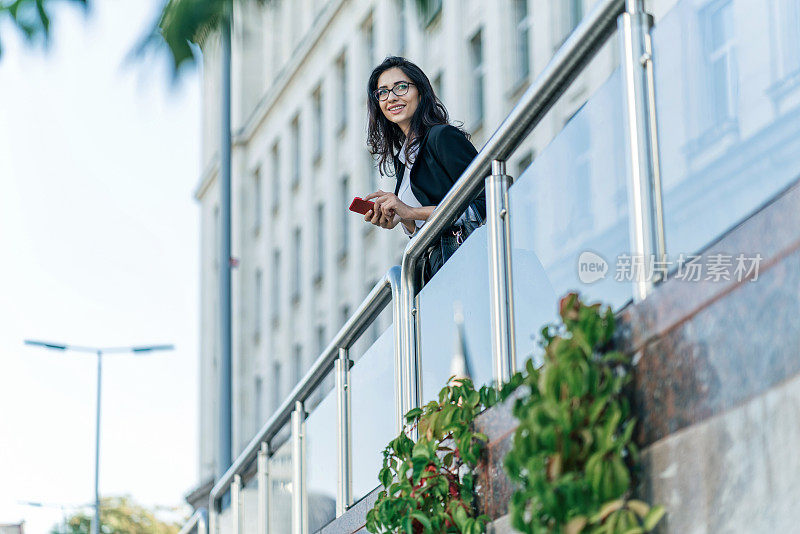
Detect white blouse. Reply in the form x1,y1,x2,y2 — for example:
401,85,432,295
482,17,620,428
396,141,425,236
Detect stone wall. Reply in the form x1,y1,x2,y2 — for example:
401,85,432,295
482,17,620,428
320,179,800,533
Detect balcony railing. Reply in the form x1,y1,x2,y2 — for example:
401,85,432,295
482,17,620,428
178,508,207,534
185,0,800,531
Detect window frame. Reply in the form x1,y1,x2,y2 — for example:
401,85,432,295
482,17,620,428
469,29,486,127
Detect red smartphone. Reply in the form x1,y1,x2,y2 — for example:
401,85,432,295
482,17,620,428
349,197,374,215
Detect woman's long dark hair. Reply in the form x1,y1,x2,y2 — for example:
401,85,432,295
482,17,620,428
366,56,468,178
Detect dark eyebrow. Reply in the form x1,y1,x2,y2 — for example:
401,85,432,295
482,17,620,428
377,80,409,90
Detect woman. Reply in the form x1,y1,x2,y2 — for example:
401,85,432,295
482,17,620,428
363,56,486,281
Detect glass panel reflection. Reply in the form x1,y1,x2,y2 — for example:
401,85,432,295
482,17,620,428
416,69,628,397
268,435,292,534
653,0,800,257
241,480,259,534
416,226,494,401
351,325,397,501
305,387,338,532
509,68,629,364
217,503,233,534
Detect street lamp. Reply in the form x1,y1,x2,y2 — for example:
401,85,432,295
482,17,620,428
24,340,174,534
18,500,93,534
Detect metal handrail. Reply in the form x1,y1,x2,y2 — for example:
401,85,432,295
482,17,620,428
178,508,207,534
208,266,402,511
195,0,666,530
398,0,627,416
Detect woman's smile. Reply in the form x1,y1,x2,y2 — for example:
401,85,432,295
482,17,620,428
376,67,420,134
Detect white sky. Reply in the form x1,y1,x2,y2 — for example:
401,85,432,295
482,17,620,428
0,1,201,532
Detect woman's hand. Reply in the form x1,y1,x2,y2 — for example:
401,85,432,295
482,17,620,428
363,197,400,229
365,191,415,220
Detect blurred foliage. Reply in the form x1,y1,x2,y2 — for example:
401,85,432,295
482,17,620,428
143,0,436,76
0,0,87,58
504,293,665,533
366,377,511,534
366,292,665,533
50,495,182,534
1,0,439,74
135,0,268,76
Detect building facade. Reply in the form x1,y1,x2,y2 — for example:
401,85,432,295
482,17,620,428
193,0,650,493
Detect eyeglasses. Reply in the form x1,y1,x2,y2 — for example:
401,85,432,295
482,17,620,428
373,82,415,102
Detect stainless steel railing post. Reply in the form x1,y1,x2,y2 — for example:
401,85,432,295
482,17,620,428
619,4,666,301
198,509,208,534
257,442,269,534
486,160,517,385
291,401,306,534
205,0,630,521
209,504,217,534
231,475,242,534
386,266,405,434
335,348,353,515
399,254,421,440
178,508,209,534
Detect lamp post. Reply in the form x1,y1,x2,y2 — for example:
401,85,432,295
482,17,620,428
18,500,93,534
24,340,174,534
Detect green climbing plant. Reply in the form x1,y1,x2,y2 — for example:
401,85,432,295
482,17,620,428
503,293,664,533
366,292,664,534
365,378,505,534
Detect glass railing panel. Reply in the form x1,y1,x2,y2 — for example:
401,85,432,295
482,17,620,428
417,62,627,396
509,67,630,362
241,478,259,534
268,432,293,534
653,0,800,257
305,386,338,532
350,325,397,501
217,503,233,534
416,226,494,401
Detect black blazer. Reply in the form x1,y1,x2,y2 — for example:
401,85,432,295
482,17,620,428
392,124,486,220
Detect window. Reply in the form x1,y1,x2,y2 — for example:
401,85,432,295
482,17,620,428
514,0,531,81
396,0,407,54
270,1,282,74
314,203,325,282
555,127,592,243
340,304,351,328
253,167,262,231
469,30,485,125
271,250,281,326
366,151,379,195
432,71,443,99
336,53,348,132
312,85,323,163
339,176,350,258
271,142,280,214
419,0,442,27
272,361,282,412
517,150,534,178
255,269,263,340
289,0,300,48
255,376,264,427
362,14,375,71
292,228,302,301
292,345,303,385
776,0,800,78
316,325,326,356
703,0,738,128
291,114,301,187
564,0,583,40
